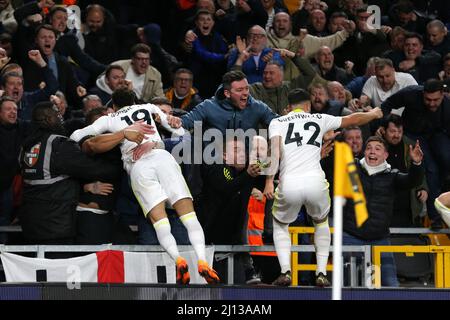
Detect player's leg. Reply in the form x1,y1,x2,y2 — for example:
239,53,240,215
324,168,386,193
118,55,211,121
156,151,219,284
147,202,190,285
271,183,302,286
173,198,220,284
272,216,292,286
435,192,450,227
304,178,332,287
130,157,189,284
311,216,331,287
173,198,205,260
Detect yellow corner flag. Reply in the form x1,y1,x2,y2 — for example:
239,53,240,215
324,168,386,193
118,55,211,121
333,142,368,227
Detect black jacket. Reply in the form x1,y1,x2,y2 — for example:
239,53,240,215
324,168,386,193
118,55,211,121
23,52,81,109
0,120,31,191
55,31,105,77
381,85,450,137
343,161,424,240
198,163,258,245
19,129,120,241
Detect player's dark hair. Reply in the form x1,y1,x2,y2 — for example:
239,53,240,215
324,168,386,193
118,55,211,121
288,88,310,105
112,88,136,109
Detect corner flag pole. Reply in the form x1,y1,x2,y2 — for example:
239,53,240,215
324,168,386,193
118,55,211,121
332,195,345,300
332,142,368,301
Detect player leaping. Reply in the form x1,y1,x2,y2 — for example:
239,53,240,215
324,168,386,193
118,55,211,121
264,89,383,287
70,88,219,285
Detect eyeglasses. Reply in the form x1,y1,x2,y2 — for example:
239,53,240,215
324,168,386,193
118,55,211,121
248,33,266,39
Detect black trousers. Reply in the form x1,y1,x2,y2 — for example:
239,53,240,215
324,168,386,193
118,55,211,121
75,210,114,245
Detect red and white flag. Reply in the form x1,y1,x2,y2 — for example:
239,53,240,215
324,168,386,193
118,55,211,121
0,248,214,284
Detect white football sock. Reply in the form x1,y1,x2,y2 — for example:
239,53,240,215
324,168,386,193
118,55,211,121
314,218,331,276
153,218,180,261
273,218,291,274
180,212,206,261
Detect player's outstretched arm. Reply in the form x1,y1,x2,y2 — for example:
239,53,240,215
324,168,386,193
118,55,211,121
340,107,383,128
82,121,155,154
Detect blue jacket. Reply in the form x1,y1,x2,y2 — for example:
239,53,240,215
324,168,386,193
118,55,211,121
227,47,284,84
181,85,278,134
192,31,228,63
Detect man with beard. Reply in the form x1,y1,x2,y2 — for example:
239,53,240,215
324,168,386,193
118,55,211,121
18,101,143,245
381,79,450,228
381,114,428,227
309,83,351,116
350,58,417,110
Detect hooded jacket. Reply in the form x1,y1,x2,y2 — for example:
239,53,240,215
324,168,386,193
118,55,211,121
180,85,278,133
91,75,113,105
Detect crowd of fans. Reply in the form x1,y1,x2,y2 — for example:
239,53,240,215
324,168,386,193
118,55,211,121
0,0,449,286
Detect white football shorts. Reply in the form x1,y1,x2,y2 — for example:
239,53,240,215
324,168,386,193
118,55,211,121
272,176,330,224
129,149,192,216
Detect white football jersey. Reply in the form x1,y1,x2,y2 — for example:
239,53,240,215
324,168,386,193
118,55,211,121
269,111,341,178
70,103,185,171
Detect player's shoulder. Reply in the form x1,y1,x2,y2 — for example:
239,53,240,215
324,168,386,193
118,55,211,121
110,103,153,116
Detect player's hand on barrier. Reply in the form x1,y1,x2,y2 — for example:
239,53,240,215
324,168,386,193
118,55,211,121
263,180,275,200
247,163,261,177
132,141,157,161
